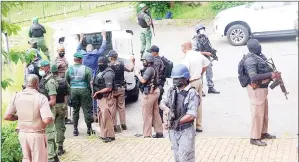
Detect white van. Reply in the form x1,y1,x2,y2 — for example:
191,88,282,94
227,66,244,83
54,19,139,102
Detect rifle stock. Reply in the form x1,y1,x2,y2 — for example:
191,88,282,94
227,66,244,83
167,87,177,129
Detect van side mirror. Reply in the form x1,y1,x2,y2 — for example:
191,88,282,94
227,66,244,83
125,30,134,35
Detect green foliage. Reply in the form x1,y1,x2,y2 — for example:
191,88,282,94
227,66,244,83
169,3,216,20
210,2,248,12
1,78,14,90
135,1,170,19
1,2,23,36
1,122,23,162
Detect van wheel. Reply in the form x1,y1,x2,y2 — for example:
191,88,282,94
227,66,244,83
227,24,250,46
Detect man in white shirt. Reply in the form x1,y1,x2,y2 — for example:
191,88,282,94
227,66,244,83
181,41,210,132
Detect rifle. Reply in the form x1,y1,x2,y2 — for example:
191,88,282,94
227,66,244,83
147,11,155,36
166,86,177,130
267,58,289,100
198,34,218,62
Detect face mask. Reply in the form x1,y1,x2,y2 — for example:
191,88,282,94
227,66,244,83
59,52,65,58
98,64,107,71
39,70,46,77
142,60,148,67
32,43,38,49
256,45,262,54
173,78,185,88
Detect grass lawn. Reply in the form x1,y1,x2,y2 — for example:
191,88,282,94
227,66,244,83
170,3,217,20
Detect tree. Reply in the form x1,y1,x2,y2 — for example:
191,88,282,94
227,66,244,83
1,2,31,90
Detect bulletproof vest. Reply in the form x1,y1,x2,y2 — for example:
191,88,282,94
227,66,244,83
69,65,88,88
55,57,68,78
250,53,273,74
93,67,115,98
153,56,165,85
39,76,51,100
172,88,193,121
144,66,157,87
55,77,67,104
109,60,125,86
137,12,150,28
30,24,44,37
15,91,45,131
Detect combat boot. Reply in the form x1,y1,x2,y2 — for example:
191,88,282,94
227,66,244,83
87,128,95,136
54,155,60,162
261,133,276,139
57,145,65,156
208,87,220,94
73,127,79,136
121,124,127,130
65,117,73,125
152,132,164,138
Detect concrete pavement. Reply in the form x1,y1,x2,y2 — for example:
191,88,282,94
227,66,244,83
60,136,298,162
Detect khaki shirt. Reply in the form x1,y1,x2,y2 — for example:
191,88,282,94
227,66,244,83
4,89,53,121
181,50,210,81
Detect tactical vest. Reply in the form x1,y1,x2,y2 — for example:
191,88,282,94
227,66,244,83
153,56,165,85
109,60,125,87
69,65,88,88
55,57,68,78
93,67,115,99
137,13,150,28
55,77,67,104
170,87,195,128
30,24,44,37
39,76,51,100
15,91,45,132
196,35,212,58
141,66,157,94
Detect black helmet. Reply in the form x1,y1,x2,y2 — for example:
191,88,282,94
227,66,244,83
107,50,118,58
141,52,154,63
98,56,109,65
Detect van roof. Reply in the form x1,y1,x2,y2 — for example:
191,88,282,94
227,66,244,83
69,19,121,35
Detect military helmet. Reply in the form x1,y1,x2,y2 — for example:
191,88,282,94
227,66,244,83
32,17,38,23
171,64,190,79
98,56,109,64
50,64,58,73
141,52,154,63
107,50,118,58
139,3,147,9
195,24,205,33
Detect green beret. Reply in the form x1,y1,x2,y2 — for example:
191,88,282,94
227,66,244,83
50,64,58,72
39,60,50,67
74,52,83,59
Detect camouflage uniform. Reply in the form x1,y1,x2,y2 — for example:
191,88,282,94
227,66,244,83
161,84,200,162
139,11,152,57
29,17,50,60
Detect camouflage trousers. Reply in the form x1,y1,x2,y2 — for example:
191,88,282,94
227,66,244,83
46,106,58,161
33,37,50,60
206,62,214,88
54,103,67,146
169,126,196,162
140,28,152,57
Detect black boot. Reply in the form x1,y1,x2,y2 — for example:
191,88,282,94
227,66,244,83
65,117,73,125
261,133,276,139
57,145,65,156
54,155,60,162
121,124,127,130
87,128,95,136
73,127,79,136
208,87,220,94
102,137,112,143
202,91,206,97
152,132,164,138
250,139,267,146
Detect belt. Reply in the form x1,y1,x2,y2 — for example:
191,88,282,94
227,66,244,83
174,122,193,131
18,129,45,134
189,77,201,83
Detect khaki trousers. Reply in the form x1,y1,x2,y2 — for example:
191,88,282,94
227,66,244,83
97,93,116,138
142,88,163,136
190,78,203,130
18,132,48,162
113,87,126,125
247,86,269,139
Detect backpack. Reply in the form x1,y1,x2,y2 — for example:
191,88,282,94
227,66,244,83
238,54,251,87
161,56,173,78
